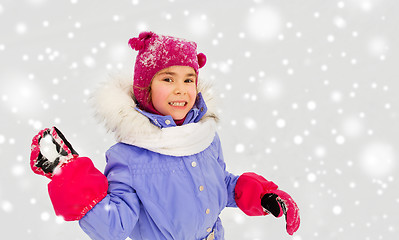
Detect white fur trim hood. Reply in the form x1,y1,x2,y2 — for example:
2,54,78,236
91,75,219,156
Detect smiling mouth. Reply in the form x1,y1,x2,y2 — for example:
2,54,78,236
169,101,187,107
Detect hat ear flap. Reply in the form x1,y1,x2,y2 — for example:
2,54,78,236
128,31,154,51
197,53,207,68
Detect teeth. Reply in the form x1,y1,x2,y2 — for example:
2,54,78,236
169,102,186,107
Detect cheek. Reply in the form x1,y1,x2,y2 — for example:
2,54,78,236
187,87,198,106
189,87,198,99
150,87,168,107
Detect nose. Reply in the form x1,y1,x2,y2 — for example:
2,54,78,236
174,82,186,95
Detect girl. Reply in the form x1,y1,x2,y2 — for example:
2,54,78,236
30,31,300,240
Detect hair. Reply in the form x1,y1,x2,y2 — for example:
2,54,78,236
132,85,151,105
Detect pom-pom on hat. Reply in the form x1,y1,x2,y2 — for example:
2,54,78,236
128,31,207,114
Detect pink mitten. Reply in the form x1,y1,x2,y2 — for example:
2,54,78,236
30,127,108,221
235,172,300,235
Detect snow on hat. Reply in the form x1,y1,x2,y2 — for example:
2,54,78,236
128,31,207,114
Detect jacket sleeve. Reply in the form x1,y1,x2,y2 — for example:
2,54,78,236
215,133,239,207
79,146,141,240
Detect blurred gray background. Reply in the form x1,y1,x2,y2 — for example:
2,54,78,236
1,0,398,239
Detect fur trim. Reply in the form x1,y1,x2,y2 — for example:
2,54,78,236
90,74,219,156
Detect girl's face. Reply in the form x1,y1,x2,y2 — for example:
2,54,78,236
150,65,197,120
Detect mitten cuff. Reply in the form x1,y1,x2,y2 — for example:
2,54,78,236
48,157,108,221
234,172,278,216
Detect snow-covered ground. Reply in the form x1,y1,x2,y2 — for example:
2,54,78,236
0,0,398,239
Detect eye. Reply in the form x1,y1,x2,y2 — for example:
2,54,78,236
185,79,195,83
163,78,172,83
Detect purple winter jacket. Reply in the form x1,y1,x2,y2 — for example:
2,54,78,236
80,78,239,240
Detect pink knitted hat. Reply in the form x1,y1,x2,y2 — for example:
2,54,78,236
128,31,207,114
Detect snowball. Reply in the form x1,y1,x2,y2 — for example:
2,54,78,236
39,135,59,162
359,142,396,178
0,135,5,144
247,6,282,41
